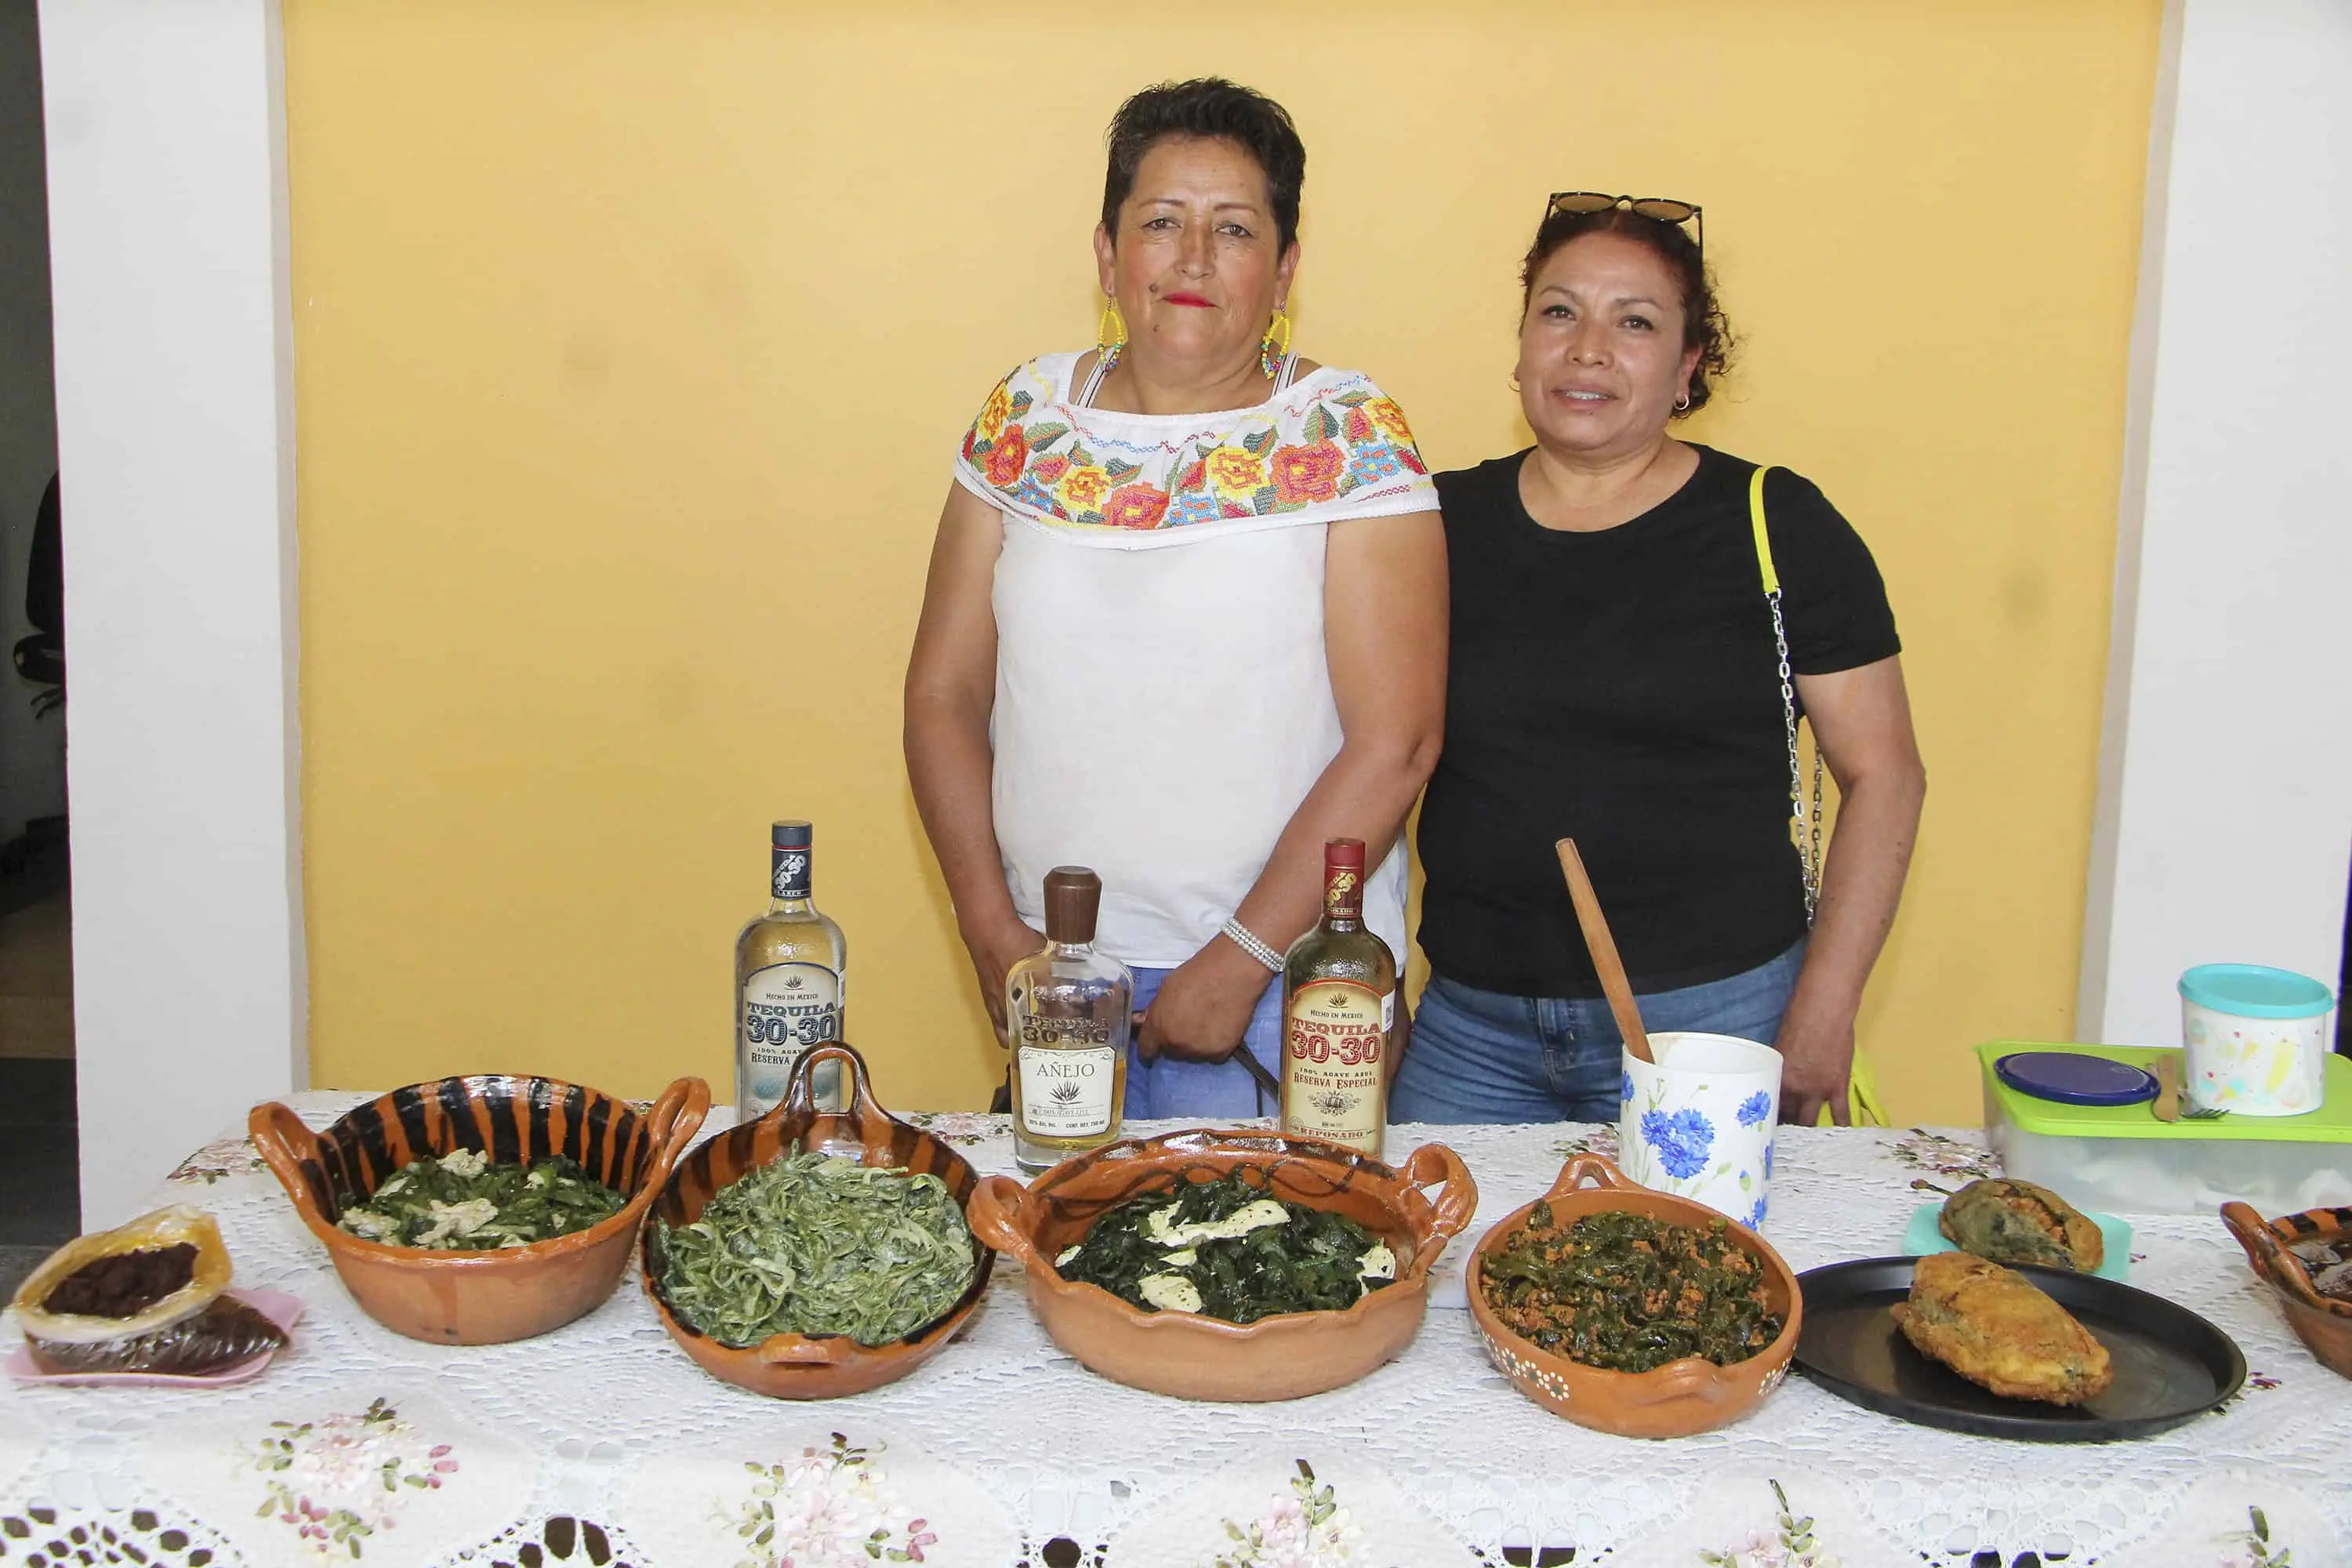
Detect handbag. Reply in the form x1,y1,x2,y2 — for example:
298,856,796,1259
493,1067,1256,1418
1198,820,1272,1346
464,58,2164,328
1748,466,1886,1127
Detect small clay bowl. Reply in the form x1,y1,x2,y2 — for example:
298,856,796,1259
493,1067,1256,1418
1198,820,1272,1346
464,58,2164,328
641,1044,994,1400
2221,1201,2352,1381
252,1073,709,1345
967,1128,1476,1403
1468,1152,1802,1439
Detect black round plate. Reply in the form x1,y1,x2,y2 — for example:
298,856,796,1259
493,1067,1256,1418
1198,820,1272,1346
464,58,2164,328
1794,1257,2245,1442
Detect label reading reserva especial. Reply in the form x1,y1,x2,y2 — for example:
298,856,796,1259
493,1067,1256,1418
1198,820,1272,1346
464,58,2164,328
1283,979,1387,1152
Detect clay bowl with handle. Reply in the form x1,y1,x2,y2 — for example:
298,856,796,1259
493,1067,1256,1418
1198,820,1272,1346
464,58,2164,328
640,1044,995,1399
2221,1201,2352,1381
252,1073,709,1345
1468,1152,1802,1439
967,1127,1476,1403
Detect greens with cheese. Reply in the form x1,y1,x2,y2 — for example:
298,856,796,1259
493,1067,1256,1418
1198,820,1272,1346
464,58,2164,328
1054,1171,1396,1323
335,1147,626,1249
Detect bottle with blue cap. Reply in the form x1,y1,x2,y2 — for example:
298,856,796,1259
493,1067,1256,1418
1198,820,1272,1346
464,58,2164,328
735,820,848,1116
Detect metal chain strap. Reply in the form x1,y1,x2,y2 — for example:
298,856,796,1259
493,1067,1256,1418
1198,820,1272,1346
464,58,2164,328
1767,586,1824,923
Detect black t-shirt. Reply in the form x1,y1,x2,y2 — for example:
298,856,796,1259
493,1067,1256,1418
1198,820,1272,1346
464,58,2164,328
1417,445,1900,998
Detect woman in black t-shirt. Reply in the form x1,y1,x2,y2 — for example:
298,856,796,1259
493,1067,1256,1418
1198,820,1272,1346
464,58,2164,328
1395,197,1926,1126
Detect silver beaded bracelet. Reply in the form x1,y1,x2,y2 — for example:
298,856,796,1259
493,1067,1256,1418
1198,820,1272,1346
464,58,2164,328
1219,917,1285,973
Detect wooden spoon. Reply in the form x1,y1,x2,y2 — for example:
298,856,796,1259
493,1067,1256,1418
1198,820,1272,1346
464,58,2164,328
1555,839,1653,1065
2152,1051,2182,1123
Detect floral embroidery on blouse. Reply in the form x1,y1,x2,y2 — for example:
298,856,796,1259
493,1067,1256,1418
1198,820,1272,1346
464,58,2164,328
955,355,1432,544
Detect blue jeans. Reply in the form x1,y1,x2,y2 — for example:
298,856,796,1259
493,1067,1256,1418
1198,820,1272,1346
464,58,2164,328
1122,965,1284,1120
1389,941,1806,1124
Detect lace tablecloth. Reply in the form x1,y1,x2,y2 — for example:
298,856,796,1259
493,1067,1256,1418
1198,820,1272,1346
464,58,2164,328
2,1100,2344,1568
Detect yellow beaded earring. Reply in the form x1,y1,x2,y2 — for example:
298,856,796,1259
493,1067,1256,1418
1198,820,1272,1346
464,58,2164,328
1096,298,1127,374
1260,307,1293,379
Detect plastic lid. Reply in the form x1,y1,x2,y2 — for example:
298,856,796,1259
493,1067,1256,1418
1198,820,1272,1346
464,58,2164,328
771,820,811,849
2178,964,2335,1019
1994,1051,2159,1106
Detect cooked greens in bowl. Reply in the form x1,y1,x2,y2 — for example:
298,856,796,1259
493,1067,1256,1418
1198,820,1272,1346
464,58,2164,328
656,1150,978,1348
1054,1171,1396,1324
335,1148,627,1250
1479,1204,1782,1372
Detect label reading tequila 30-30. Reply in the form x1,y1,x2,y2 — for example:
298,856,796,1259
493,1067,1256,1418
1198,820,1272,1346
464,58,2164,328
741,960,842,1111
1283,979,1388,1154
1016,1014,1117,1138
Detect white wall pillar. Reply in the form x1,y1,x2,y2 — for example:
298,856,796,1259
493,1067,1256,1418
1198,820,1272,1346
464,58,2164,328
2081,0,2352,1046
39,0,304,1223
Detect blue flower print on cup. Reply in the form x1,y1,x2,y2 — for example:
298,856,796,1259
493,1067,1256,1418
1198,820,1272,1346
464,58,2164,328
1621,1070,1635,1105
1737,1091,1773,1127
1749,1196,1769,1229
1639,1107,1715,1180
1764,1139,1774,1181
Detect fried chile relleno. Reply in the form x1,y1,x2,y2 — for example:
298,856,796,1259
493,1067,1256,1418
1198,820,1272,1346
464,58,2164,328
1891,1251,2114,1406
1479,1205,1782,1373
1939,1178,2103,1273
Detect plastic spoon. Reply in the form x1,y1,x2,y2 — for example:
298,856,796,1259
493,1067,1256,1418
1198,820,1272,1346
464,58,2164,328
1555,839,1653,1065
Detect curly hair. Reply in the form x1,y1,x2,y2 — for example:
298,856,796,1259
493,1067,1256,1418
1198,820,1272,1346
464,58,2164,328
1102,78,1305,253
1519,207,1735,416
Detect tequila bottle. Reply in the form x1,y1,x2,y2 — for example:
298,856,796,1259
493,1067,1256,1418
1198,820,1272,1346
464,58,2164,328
1007,867,1131,1172
1280,838,1396,1160
735,820,848,1117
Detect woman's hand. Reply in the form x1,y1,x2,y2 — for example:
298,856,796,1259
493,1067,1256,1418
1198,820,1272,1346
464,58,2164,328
1775,997,1857,1126
962,913,1045,1041
1137,938,1277,1063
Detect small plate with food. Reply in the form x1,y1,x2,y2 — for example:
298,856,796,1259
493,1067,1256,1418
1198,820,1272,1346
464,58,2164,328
8,1206,303,1387
1901,1177,2132,1281
1794,1253,2243,1441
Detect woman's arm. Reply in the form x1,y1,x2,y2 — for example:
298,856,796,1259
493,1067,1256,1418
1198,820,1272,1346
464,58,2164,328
904,481,1041,1037
1138,508,1448,1062
1775,654,1927,1124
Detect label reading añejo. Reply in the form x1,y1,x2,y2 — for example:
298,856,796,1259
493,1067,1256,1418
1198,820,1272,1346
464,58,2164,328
1283,979,1388,1153
1016,1028,1118,1139
741,960,842,1111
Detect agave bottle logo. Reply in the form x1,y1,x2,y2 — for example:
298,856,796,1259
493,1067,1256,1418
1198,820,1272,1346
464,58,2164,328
1049,1080,1083,1105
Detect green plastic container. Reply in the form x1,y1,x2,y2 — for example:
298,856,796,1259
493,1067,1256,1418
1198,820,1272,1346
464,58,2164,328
1976,1040,2352,1215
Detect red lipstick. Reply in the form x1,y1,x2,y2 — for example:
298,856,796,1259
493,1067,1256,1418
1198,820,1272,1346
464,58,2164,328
1163,292,1214,307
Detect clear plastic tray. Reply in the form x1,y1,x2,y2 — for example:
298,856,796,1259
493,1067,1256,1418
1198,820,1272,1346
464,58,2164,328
1976,1040,2352,1215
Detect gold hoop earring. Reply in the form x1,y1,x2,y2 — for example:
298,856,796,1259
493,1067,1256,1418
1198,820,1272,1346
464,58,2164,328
1097,298,1127,374
1509,374,1523,393
1260,307,1293,379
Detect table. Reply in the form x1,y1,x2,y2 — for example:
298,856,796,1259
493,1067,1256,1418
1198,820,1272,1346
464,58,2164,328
2,1101,2344,1567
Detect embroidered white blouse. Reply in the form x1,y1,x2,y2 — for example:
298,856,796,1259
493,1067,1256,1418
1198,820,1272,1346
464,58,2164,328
952,351,1438,967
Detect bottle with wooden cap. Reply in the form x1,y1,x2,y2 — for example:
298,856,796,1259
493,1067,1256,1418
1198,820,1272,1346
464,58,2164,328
1006,866,1134,1172
1280,837,1396,1160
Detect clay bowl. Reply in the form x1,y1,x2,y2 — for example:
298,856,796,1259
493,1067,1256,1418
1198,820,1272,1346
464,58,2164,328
251,1073,709,1345
2221,1201,2352,1381
967,1128,1476,1402
1467,1152,1802,1439
641,1044,995,1399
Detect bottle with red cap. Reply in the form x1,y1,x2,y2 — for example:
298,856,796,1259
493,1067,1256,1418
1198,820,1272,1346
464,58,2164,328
1279,838,1396,1160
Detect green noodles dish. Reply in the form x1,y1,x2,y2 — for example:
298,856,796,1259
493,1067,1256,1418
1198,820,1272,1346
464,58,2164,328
656,1151,978,1348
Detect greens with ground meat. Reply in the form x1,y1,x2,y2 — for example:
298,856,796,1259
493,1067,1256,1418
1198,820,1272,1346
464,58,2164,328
1054,1171,1397,1324
336,1147,626,1249
1479,1204,1781,1372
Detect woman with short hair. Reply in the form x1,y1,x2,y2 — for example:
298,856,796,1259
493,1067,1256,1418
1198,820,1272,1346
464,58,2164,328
906,78,1446,1116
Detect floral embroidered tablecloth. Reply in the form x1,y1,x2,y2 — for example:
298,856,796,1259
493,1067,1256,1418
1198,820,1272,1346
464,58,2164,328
2,1102,2344,1568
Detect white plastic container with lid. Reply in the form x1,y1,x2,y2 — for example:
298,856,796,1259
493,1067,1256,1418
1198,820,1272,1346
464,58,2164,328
2179,963,2336,1116
1977,1041,2352,1215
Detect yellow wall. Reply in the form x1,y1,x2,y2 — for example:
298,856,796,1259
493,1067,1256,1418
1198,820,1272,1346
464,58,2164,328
286,0,2160,1120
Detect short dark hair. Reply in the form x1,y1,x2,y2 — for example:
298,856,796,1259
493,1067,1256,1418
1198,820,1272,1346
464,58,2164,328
1102,78,1305,253
1520,207,1735,416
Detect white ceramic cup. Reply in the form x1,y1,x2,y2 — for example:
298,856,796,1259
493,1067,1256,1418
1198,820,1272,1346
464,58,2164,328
1618,1031,1784,1229
2180,964,2334,1116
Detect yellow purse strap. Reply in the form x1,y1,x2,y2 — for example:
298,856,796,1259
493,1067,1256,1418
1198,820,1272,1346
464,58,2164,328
1748,465,1780,595
1756,463,1886,1127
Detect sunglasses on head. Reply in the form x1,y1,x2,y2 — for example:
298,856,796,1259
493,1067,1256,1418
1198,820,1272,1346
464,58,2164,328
1544,191,1703,259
